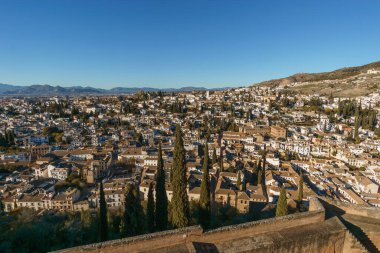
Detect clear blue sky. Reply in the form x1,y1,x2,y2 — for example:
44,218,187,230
0,0,380,89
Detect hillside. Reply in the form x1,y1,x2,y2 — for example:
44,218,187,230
253,61,380,97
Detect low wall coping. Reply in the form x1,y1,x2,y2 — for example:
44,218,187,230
52,197,325,252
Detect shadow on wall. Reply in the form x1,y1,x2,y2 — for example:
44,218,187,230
192,242,219,253
319,197,380,253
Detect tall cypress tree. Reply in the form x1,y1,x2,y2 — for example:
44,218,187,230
256,159,262,185
122,184,144,237
236,171,241,190
147,182,155,232
276,187,288,217
297,170,304,204
212,147,217,165
257,169,262,185
261,150,267,186
242,174,247,192
169,168,173,183
354,117,360,144
250,161,258,186
199,144,211,229
155,143,168,231
0,198,4,215
171,124,190,228
261,149,269,202
99,181,108,242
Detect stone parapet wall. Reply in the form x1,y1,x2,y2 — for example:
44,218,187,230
51,197,335,253
330,199,380,220
54,226,203,253
200,208,324,243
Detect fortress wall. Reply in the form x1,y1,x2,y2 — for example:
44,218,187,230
199,197,325,243
227,218,347,253
53,198,327,253
309,195,324,211
330,200,380,219
54,226,203,253
200,209,324,243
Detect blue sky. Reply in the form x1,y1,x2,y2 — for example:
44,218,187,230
0,0,379,89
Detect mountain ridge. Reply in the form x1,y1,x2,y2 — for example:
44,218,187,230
252,61,380,88
2,60,380,96
0,83,213,96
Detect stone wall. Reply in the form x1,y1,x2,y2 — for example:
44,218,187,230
54,226,203,253
219,217,346,253
52,197,350,253
199,209,324,243
320,196,380,252
329,199,380,219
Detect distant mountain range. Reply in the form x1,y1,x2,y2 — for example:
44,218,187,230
0,84,213,96
3,61,379,97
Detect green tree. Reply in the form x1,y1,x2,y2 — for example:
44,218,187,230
297,171,304,204
250,162,258,185
220,157,224,172
212,147,217,165
236,171,241,190
260,149,269,202
0,198,4,215
147,182,155,233
199,144,211,229
98,181,108,242
122,184,144,237
171,124,190,228
276,187,288,217
81,209,98,243
260,151,267,186
155,144,168,231
354,117,360,144
256,159,262,185
257,169,262,185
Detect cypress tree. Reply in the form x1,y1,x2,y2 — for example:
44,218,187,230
297,171,304,204
147,182,155,232
257,159,262,172
155,143,168,231
257,169,262,185
0,198,4,215
276,187,288,217
242,175,247,192
261,151,267,186
256,159,262,185
199,144,211,229
226,193,231,207
212,147,217,165
171,124,190,228
250,162,257,185
354,118,360,144
122,184,144,237
236,171,241,190
98,181,108,242
169,168,173,183
261,149,269,202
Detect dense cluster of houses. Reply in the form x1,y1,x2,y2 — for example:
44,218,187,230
1,86,380,215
